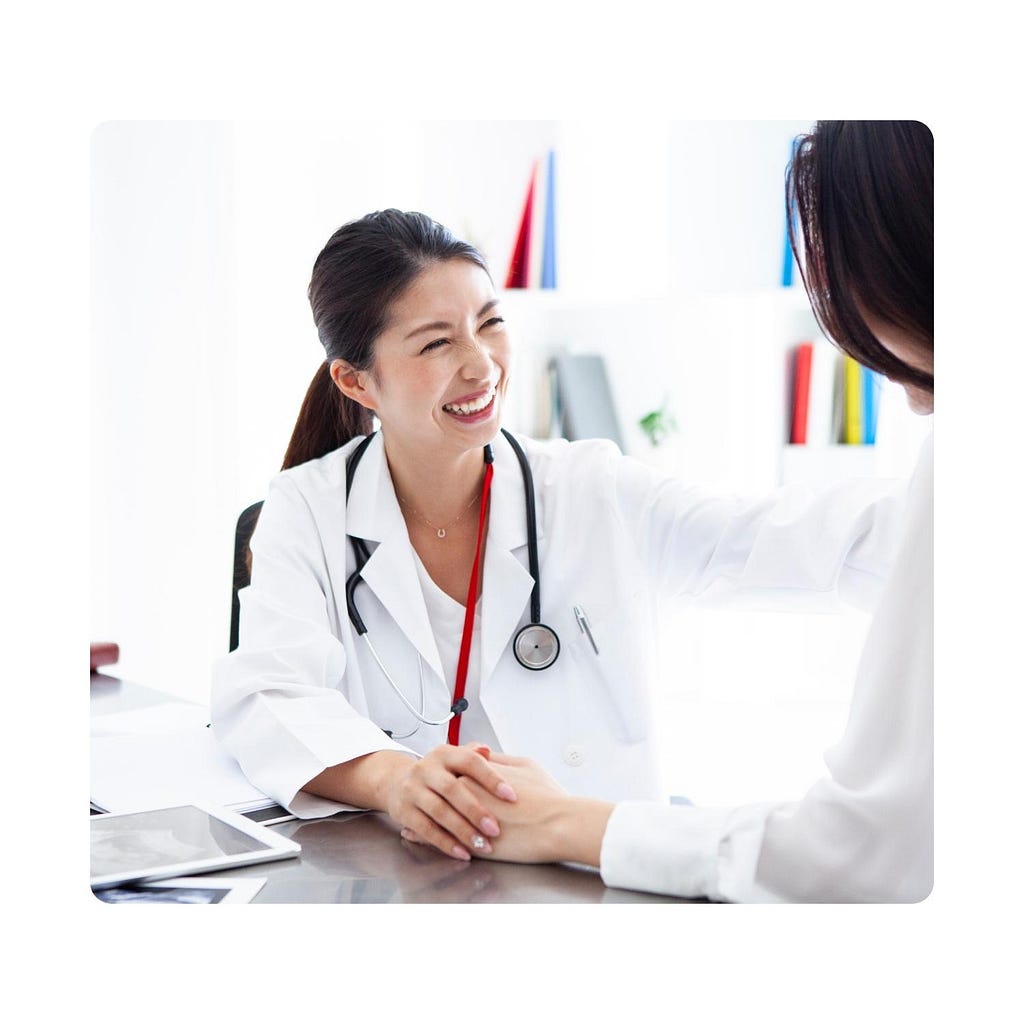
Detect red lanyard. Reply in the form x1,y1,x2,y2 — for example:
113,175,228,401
447,462,494,745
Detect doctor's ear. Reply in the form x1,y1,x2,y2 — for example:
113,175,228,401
330,359,377,411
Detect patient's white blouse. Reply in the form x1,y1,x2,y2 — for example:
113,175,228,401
600,431,934,903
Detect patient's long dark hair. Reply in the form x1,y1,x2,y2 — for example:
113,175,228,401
282,210,490,470
787,121,933,394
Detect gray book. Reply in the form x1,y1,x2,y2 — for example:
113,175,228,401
550,354,625,451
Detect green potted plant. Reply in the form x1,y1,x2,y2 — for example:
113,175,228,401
637,397,678,449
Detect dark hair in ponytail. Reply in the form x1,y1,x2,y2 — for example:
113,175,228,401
282,209,491,469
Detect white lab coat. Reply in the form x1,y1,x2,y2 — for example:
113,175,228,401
600,432,933,902
211,431,906,819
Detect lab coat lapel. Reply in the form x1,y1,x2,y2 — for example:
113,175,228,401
345,435,446,684
480,434,540,687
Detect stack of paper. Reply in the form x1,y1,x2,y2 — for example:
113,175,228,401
91,702,274,815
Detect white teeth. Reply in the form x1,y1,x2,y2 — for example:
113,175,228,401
444,386,496,416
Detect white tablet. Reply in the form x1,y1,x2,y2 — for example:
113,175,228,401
90,803,300,890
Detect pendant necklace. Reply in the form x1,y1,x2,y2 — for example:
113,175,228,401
397,489,480,539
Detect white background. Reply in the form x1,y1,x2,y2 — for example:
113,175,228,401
5,1,1020,1018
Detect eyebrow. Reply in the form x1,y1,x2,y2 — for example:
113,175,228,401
403,299,500,341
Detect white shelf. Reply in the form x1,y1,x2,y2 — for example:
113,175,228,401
779,443,880,488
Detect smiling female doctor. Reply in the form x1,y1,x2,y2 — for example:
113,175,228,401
211,208,906,864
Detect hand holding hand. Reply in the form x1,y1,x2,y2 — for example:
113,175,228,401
453,753,613,867
385,742,517,861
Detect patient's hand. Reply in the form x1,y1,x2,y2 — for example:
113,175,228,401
401,753,613,867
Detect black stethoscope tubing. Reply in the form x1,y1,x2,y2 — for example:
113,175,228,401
343,430,376,638
501,427,542,626
344,428,560,694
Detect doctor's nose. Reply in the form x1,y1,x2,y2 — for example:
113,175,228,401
459,337,497,381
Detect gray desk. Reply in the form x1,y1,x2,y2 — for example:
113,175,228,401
90,673,693,904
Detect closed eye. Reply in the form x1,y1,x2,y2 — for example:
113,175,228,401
420,338,449,354
481,316,505,329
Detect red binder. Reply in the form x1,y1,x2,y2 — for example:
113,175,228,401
790,342,813,444
505,163,537,288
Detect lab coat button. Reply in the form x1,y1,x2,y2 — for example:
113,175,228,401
563,744,585,767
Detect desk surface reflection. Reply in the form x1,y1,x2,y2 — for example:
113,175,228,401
218,813,691,904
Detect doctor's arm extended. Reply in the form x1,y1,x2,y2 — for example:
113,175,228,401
605,440,908,615
211,469,516,863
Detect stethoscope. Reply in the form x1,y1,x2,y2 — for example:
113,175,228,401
344,428,560,730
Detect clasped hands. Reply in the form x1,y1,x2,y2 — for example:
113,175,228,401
386,742,575,864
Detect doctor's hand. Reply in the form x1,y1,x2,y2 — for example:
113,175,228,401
384,742,518,862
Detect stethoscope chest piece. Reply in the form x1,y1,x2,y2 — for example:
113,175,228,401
514,623,560,670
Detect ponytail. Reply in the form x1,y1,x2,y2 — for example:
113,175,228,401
281,361,372,470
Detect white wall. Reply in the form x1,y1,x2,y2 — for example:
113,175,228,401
92,122,238,701
91,121,931,802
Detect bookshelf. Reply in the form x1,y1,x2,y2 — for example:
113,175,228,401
465,121,927,494
499,282,927,493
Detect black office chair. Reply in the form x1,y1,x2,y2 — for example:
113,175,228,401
229,501,264,652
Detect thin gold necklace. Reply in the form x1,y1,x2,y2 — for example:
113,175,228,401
397,489,480,539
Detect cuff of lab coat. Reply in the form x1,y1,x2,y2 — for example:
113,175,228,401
599,801,734,900
286,790,366,818
262,720,420,820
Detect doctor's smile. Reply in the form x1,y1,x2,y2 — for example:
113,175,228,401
441,381,499,421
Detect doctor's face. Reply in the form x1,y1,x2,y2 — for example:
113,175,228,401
354,259,511,455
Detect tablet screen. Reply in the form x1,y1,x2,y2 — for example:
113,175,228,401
91,805,291,885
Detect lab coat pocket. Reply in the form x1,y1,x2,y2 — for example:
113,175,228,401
565,598,652,744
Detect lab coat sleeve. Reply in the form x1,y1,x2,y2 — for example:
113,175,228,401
606,445,907,612
599,434,933,902
211,473,415,819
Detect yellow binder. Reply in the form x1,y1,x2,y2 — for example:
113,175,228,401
844,356,863,444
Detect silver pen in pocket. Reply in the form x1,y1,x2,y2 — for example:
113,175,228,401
573,605,600,655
